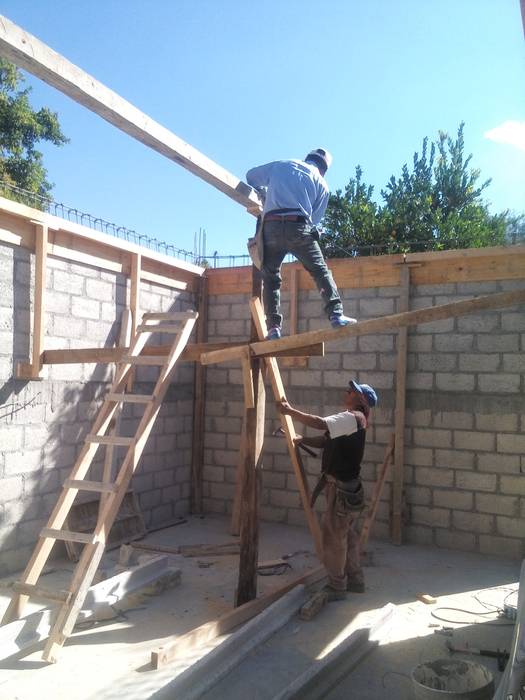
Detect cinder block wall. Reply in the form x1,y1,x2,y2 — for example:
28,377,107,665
203,272,525,560
0,241,195,576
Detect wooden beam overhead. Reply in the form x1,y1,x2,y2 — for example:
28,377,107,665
0,15,262,215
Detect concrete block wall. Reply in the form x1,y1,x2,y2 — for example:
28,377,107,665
203,276,525,559
0,241,196,576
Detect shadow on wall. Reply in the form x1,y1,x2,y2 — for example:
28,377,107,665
0,248,195,576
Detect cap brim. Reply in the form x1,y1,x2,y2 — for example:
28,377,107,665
349,380,363,394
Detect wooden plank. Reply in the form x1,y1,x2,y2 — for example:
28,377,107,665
64,480,118,494
206,248,525,295
0,195,204,279
86,435,134,446
280,267,308,369
140,269,188,291
249,297,323,561
41,341,324,366
124,355,166,365
0,15,262,214
360,436,395,553
241,347,255,409
106,392,153,403
202,289,525,364
30,222,48,378
151,565,326,669
11,583,71,605
235,266,265,606
142,311,199,321
130,253,141,338
191,275,208,514
391,265,410,545
40,528,95,544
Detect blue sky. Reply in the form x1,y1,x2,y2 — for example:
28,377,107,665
2,0,524,259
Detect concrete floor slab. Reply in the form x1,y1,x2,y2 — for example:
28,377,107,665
0,515,520,700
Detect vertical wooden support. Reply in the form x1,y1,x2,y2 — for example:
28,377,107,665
391,264,410,544
235,266,265,605
191,274,208,514
280,267,307,369
360,434,395,553
130,253,141,337
16,222,48,379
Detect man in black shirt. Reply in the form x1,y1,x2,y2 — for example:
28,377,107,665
276,380,378,599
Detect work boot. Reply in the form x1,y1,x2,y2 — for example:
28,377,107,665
266,326,281,340
346,576,365,593
329,313,357,328
322,584,347,601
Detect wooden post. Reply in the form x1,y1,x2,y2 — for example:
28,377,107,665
360,434,395,553
391,264,410,544
16,222,48,379
191,274,208,514
235,266,265,605
130,253,141,337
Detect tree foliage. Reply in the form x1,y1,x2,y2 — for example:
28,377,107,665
0,58,68,204
322,123,511,257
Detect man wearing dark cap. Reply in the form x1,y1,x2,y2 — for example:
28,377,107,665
277,379,378,599
246,149,356,340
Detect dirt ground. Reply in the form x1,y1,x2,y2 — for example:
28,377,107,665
0,515,519,700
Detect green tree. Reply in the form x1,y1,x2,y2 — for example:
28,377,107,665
324,123,510,255
0,58,68,205
321,165,386,257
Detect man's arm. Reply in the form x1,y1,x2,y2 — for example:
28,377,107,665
276,400,327,430
296,434,329,448
246,162,274,189
311,184,330,226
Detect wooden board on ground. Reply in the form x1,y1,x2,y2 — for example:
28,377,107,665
64,491,145,561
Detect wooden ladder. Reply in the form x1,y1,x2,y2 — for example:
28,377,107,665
1,310,198,662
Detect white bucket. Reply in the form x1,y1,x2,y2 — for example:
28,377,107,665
412,658,494,700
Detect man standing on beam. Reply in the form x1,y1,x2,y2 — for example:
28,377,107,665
246,148,356,340
277,379,378,601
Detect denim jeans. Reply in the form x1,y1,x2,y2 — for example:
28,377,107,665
262,220,343,329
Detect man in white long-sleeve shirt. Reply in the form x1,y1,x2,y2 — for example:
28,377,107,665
246,149,355,340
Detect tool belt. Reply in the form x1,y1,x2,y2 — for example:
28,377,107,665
310,473,364,515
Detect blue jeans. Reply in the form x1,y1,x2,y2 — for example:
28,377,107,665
262,220,343,329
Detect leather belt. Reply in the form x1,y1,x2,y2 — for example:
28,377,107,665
264,214,307,223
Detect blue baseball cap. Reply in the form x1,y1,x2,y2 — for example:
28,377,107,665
349,380,378,407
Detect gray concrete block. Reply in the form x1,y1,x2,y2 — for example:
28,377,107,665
1,425,24,452
454,431,495,452
501,312,525,332
415,467,454,488
418,354,457,372
71,296,100,320
477,334,519,352
0,477,24,502
478,374,520,393
86,278,114,301
476,413,518,432
52,269,84,295
477,453,520,474
407,372,433,390
360,298,395,317
436,373,475,392
433,490,473,511
457,314,499,333
407,334,433,352
503,353,525,372
435,334,474,352
459,354,501,372
453,511,494,534
407,486,432,505
411,505,450,528
476,493,519,516
479,534,524,559
456,471,496,493
358,334,394,352
435,529,476,551
4,449,42,475
414,428,452,449
435,449,475,470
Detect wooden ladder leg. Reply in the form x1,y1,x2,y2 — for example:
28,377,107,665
249,297,323,561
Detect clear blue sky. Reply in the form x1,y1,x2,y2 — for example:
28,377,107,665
2,0,524,258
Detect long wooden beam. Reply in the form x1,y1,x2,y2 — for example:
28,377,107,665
42,341,325,365
0,15,261,214
201,289,525,365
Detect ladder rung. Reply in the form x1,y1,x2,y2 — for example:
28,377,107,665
12,582,72,604
86,435,134,446
142,311,198,321
41,528,95,544
136,324,183,334
106,392,153,403
123,355,166,366
64,479,118,494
